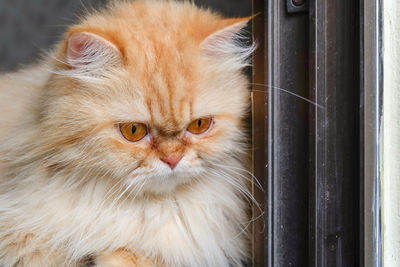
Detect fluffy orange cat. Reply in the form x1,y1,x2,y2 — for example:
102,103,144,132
0,0,255,266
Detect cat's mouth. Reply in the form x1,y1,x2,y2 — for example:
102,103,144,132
128,162,204,195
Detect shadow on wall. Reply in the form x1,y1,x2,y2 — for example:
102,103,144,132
0,0,251,72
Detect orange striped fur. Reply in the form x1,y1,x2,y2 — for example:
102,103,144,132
0,1,254,266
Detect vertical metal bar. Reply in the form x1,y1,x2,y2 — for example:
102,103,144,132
252,0,309,265
363,0,383,265
359,0,365,265
253,0,368,265
266,0,277,265
251,0,267,266
309,0,362,266
266,0,310,266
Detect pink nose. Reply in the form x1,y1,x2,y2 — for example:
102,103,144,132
160,155,183,170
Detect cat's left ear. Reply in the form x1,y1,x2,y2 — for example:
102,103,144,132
200,16,255,62
65,31,123,70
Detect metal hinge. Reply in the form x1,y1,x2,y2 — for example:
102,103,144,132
286,0,308,13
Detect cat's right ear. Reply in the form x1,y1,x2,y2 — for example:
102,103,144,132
65,32,122,69
199,16,256,66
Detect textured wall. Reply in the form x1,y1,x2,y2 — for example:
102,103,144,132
383,0,400,265
0,0,251,72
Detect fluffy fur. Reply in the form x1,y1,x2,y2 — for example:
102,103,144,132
0,1,255,266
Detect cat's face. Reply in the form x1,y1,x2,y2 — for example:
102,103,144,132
40,1,253,195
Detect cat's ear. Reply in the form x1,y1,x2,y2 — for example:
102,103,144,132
66,31,122,69
200,16,255,63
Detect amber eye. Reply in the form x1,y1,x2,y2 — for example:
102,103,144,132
187,117,212,135
119,122,148,142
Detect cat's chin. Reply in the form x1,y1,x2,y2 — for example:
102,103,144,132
125,163,203,196
140,170,201,195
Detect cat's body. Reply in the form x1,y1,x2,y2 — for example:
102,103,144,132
0,1,254,266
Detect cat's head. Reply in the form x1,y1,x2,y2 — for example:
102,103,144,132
39,1,254,195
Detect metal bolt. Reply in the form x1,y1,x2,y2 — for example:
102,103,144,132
327,234,339,252
292,0,305,6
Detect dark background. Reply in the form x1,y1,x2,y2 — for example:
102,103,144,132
0,0,251,72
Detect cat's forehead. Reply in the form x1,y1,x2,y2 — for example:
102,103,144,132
140,71,195,131
113,7,207,129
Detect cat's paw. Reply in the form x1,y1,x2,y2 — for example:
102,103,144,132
95,250,155,267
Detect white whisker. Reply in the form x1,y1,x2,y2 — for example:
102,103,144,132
251,82,324,109
210,161,263,191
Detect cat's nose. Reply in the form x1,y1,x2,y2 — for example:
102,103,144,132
160,155,183,170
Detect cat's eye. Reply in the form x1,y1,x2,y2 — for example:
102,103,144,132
187,117,213,135
119,122,148,142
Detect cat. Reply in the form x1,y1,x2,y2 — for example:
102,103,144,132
0,0,255,266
